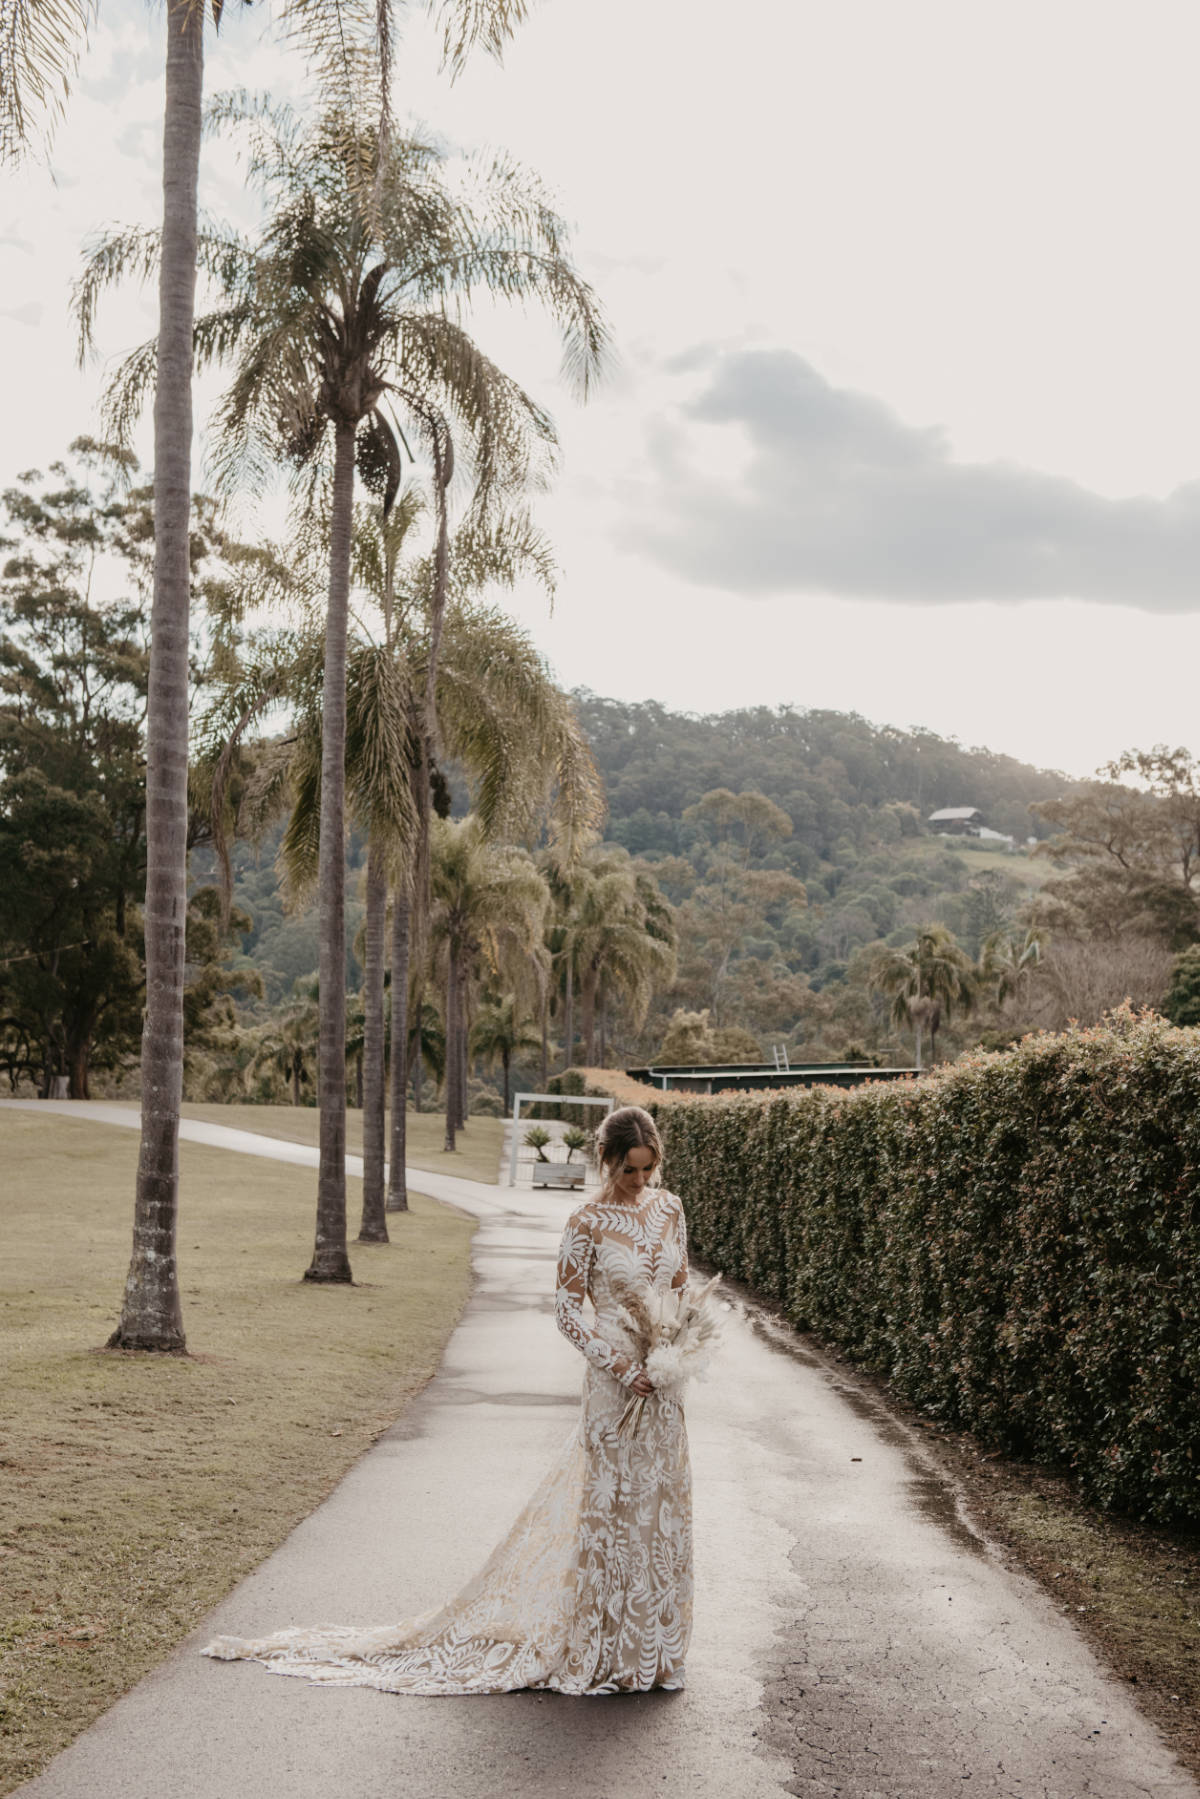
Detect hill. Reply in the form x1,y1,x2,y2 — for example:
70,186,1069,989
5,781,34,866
210,695,1087,1066
571,693,1074,861
562,693,1081,1062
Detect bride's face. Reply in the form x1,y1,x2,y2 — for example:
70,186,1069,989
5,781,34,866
609,1144,656,1205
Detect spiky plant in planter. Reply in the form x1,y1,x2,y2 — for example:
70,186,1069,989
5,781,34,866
563,1126,590,1164
523,1125,551,1163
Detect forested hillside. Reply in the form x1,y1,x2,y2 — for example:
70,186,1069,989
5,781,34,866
575,693,1069,860
563,693,1086,1064
210,693,1088,1072
7,452,1192,1106
6,451,1166,1101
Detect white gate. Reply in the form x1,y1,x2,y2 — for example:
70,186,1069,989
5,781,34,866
507,1091,616,1187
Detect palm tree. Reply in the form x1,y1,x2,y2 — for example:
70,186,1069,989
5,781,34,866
15,0,529,1355
350,503,597,1219
869,924,976,1069
429,816,550,1151
197,549,602,1232
345,991,367,1107
104,0,206,1351
248,979,319,1104
2,0,529,166
980,924,1046,1011
59,2,374,1351
406,994,444,1110
471,993,540,1113
84,106,606,1283
542,855,588,1074
565,851,677,1065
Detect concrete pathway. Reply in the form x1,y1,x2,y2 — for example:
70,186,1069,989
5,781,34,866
7,1102,1198,1799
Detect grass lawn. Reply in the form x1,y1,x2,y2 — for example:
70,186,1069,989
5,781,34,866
949,843,1053,886
906,834,1054,888
0,1111,475,1795
180,1102,507,1187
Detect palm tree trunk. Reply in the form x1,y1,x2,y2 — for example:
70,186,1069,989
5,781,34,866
581,965,597,1065
411,1014,423,1112
457,963,469,1128
386,888,411,1212
563,956,574,1073
502,1047,510,1113
358,837,388,1242
540,986,549,1090
443,938,460,1151
305,419,355,1284
292,1053,302,1107
107,0,202,1353
599,990,608,1067
424,435,451,735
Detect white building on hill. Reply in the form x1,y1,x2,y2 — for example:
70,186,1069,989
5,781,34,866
928,806,984,834
927,807,1015,849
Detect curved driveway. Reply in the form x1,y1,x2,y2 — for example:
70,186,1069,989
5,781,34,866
7,1101,1197,1799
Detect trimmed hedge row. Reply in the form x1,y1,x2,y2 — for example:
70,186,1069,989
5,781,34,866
577,1016,1200,1529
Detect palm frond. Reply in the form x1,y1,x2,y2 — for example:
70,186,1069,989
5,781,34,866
193,637,305,919
446,506,557,600
279,726,323,900
237,737,296,844
344,638,419,847
0,0,93,164
385,310,559,506
73,225,162,363
433,0,529,77
99,338,159,449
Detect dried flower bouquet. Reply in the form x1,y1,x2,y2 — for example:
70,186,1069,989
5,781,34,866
614,1273,724,1437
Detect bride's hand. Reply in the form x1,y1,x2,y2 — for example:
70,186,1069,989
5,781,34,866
629,1370,654,1397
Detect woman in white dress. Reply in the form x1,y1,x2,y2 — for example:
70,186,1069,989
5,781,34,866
202,1104,693,1695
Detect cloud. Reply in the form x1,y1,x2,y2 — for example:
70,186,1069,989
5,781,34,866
624,348,1200,609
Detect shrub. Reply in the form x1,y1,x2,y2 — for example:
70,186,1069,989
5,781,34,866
1165,945,1200,1028
578,1018,1200,1528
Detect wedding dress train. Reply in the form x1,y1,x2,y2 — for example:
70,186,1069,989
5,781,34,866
201,1187,693,1695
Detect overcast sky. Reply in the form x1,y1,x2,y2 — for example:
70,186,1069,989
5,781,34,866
5,0,1200,779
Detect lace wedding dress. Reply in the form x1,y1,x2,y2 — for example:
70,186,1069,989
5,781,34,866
201,1187,693,1696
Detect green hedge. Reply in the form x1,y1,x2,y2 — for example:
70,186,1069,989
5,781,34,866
585,1016,1200,1528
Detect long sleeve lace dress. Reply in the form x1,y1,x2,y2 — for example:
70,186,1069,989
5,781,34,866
201,1186,694,1696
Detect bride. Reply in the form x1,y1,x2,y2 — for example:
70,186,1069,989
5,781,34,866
202,1104,693,1695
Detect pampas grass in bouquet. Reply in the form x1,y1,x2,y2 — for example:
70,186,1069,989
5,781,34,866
615,1273,724,1437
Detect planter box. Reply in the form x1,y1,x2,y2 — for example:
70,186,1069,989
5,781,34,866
531,1163,585,1189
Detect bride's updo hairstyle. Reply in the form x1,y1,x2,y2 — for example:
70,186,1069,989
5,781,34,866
593,1105,663,1193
